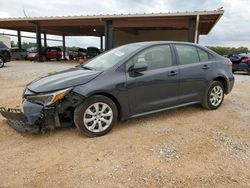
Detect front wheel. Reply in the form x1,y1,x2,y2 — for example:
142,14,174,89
74,95,118,137
202,81,225,110
0,57,5,68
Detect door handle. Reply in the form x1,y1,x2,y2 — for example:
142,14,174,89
202,65,210,70
168,71,178,76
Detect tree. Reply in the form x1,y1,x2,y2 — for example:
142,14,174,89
206,46,250,55
10,41,17,48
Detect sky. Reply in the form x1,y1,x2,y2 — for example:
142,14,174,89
0,0,249,48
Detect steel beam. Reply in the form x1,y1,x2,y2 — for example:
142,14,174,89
0,33,62,42
188,17,196,43
36,24,43,62
194,15,200,44
17,30,22,50
62,35,66,60
43,33,47,47
100,36,103,51
105,20,113,50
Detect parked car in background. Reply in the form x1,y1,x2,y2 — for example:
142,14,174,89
86,47,100,59
27,47,62,61
44,47,62,61
1,42,234,137
11,48,27,60
228,53,250,75
0,41,11,68
26,48,38,61
69,48,87,60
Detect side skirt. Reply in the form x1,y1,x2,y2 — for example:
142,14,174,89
130,101,200,119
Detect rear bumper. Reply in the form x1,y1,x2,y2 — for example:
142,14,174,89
226,76,235,94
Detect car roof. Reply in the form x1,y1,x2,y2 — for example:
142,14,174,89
126,41,203,47
239,53,250,57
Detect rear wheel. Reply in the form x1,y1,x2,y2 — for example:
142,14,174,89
202,81,224,110
0,57,5,68
74,95,118,137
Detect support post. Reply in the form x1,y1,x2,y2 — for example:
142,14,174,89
17,30,22,50
62,35,66,60
105,20,113,50
43,33,47,47
188,17,196,43
100,36,103,51
36,24,43,62
194,15,200,44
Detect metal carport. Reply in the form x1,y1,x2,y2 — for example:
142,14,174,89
0,10,223,62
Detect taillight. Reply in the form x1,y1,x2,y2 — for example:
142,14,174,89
242,58,250,63
227,60,233,67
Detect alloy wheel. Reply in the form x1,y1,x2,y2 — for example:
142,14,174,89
83,102,113,133
209,85,223,107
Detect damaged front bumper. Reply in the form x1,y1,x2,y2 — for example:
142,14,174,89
0,100,50,133
0,91,84,134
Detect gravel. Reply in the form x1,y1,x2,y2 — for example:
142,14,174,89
0,61,250,187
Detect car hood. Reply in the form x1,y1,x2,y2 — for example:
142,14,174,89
27,67,102,93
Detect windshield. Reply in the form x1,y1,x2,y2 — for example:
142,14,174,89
82,44,142,71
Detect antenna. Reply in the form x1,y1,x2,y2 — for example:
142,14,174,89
22,6,28,17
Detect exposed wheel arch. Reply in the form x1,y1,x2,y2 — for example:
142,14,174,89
213,76,228,94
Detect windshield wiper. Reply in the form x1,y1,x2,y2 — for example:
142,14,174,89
78,66,94,70
83,66,94,70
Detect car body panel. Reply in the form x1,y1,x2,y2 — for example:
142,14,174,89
27,67,102,93
126,65,180,115
1,41,235,133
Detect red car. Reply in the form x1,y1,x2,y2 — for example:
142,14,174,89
27,47,62,61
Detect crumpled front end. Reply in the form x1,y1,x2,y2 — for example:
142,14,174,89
0,90,84,134
0,102,43,133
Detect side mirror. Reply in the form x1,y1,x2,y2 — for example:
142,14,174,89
130,62,148,73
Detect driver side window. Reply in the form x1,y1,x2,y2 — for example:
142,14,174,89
126,45,173,71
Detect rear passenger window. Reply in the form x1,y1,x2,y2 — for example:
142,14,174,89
175,45,199,65
197,48,210,62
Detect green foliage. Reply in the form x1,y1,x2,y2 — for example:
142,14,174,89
11,41,37,49
206,46,250,56
10,41,17,48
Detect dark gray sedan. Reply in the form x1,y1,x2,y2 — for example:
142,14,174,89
1,41,234,137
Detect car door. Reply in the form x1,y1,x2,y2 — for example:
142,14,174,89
174,44,213,104
126,45,179,116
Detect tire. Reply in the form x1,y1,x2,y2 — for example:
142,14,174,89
74,95,118,137
0,57,5,68
202,81,225,110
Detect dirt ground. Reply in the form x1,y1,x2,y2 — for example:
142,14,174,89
0,61,250,188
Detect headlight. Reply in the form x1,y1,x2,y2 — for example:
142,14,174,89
25,88,71,106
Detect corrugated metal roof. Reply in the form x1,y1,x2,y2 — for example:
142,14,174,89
0,9,224,21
